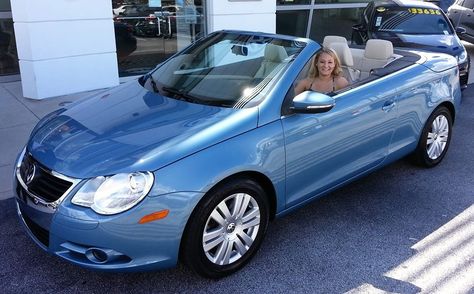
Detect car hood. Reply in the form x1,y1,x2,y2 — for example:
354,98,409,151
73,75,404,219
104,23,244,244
27,81,259,179
372,32,464,57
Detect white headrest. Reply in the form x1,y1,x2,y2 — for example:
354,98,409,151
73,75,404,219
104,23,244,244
364,39,393,60
264,44,288,62
322,35,348,47
328,42,354,67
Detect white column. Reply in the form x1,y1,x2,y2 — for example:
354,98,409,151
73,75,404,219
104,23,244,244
11,0,119,99
207,0,276,34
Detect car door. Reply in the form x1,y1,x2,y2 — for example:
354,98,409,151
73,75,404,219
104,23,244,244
459,0,474,37
281,80,398,207
449,1,464,26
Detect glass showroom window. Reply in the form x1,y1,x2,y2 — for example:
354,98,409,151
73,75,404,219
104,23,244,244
112,0,206,77
0,0,19,76
309,7,364,43
277,0,312,5
315,0,369,3
276,10,310,38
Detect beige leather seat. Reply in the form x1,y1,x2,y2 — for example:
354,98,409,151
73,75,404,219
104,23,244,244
254,44,288,78
322,35,348,47
327,42,360,83
356,39,394,79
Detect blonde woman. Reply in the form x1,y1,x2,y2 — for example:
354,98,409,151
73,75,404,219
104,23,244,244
295,47,349,95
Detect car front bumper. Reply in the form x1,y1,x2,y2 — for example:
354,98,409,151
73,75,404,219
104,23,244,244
14,172,202,272
458,59,470,88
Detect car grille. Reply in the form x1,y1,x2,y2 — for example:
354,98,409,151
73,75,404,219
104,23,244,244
18,153,73,202
19,205,50,247
460,73,469,86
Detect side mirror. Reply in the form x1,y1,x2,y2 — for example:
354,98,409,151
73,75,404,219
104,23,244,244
456,27,467,35
290,91,335,114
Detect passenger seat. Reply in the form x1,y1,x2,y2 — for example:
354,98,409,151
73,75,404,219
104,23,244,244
355,39,394,79
254,44,288,78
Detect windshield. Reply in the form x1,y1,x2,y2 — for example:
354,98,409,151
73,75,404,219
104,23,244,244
147,32,306,108
373,7,453,35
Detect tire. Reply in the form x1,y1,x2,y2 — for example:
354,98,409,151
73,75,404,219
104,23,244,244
412,106,453,167
181,178,269,278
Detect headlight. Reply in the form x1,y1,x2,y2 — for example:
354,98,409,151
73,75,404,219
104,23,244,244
72,172,154,215
457,50,468,64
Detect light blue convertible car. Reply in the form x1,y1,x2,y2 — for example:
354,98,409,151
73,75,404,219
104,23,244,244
14,30,461,278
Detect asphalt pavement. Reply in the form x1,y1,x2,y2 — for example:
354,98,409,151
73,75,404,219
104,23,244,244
0,54,473,293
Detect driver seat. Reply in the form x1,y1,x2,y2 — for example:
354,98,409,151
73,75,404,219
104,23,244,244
327,42,360,83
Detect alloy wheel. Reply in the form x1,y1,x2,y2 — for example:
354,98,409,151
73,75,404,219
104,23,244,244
202,193,261,266
426,114,449,160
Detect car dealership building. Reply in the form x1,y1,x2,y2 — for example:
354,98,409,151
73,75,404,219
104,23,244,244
1,0,369,99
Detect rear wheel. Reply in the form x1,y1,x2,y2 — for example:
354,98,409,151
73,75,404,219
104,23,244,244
412,106,452,167
181,178,269,278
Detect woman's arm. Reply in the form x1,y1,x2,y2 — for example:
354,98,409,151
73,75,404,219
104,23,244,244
335,76,349,91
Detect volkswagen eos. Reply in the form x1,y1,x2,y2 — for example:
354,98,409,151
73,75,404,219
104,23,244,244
14,30,461,278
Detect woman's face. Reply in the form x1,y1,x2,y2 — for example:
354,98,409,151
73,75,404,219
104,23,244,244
317,52,335,77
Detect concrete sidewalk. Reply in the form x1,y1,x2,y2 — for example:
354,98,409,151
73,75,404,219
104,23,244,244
0,81,108,200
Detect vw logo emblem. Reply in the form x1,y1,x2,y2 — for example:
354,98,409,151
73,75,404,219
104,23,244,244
226,223,236,234
25,162,36,185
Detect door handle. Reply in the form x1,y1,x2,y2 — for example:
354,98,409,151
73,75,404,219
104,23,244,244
382,101,396,112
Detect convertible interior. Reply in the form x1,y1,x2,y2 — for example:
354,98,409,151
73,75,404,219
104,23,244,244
145,35,421,107
321,35,421,93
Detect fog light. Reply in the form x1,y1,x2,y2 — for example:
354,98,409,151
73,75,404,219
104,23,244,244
86,248,109,264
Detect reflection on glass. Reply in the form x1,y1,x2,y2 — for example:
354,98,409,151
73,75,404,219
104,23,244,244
309,8,364,43
0,19,19,75
112,0,205,77
276,10,309,38
0,0,11,11
276,0,312,5
148,32,306,108
315,0,370,3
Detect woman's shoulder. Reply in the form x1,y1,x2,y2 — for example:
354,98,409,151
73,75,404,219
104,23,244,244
334,75,349,88
334,75,347,82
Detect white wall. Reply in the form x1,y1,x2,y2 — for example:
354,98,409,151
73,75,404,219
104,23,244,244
11,0,119,99
207,0,276,34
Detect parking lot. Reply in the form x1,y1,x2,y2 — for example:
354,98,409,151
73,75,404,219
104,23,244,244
0,54,473,293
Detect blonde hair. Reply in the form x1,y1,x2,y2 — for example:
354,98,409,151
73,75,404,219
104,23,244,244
309,47,343,78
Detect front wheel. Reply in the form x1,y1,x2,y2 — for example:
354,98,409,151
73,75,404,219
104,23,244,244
412,106,453,167
181,178,269,278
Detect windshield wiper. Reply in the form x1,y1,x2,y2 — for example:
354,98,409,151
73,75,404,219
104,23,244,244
162,86,199,103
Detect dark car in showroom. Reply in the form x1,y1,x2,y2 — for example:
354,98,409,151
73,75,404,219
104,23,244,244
352,0,470,88
114,21,137,62
115,4,175,38
447,0,474,43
